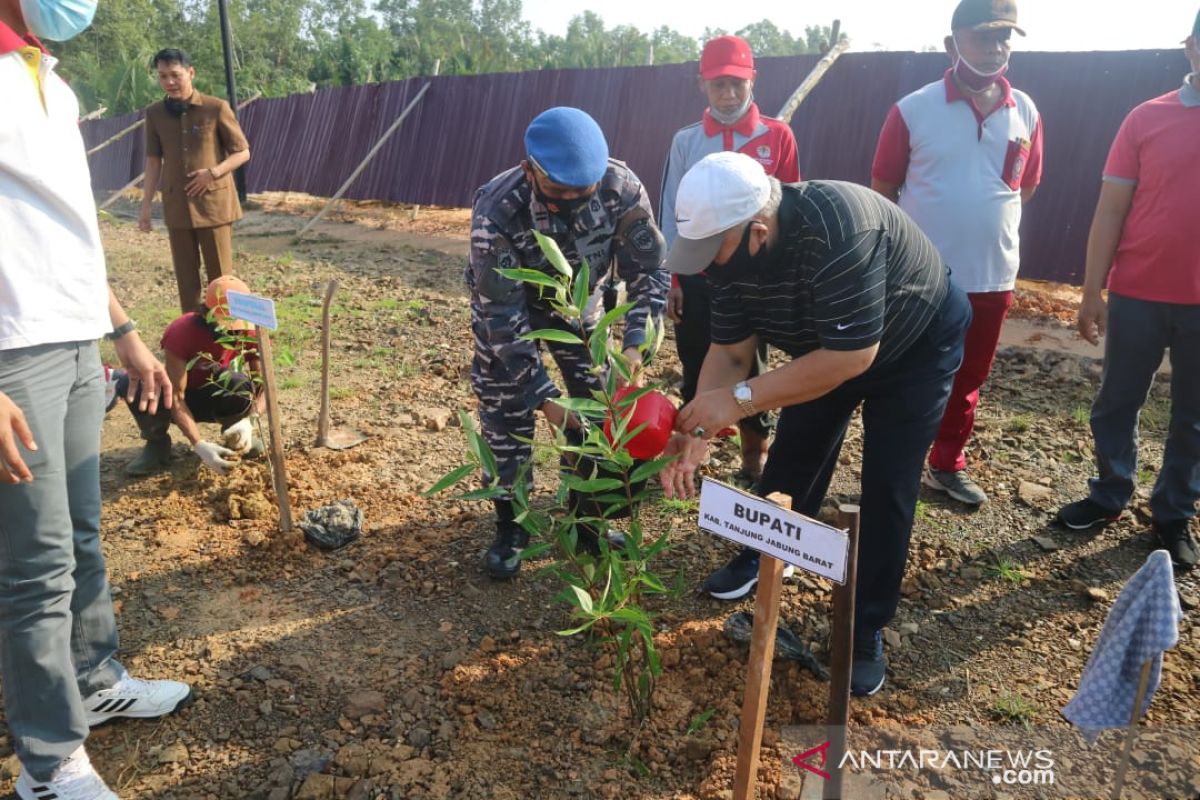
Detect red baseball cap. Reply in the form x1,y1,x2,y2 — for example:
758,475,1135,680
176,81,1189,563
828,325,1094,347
700,35,755,81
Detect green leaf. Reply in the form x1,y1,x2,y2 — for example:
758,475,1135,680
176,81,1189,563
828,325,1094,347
572,260,590,316
630,456,675,484
520,328,584,345
533,231,573,279
590,302,636,345
570,584,594,614
422,464,476,497
557,621,596,637
459,487,506,501
550,397,607,414
495,267,561,289
561,475,626,493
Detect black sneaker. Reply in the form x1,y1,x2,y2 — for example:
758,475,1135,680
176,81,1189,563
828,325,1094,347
1057,498,1122,530
484,522,529,579
1153,519,1199,570
851,629,886,697
702,548,795,601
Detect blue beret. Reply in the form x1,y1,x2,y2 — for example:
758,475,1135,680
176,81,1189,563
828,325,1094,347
524,107,609,188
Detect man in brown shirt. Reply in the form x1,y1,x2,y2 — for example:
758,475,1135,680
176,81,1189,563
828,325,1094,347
140,48,250,312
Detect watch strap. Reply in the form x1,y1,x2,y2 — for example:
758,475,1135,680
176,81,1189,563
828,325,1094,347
106,319,137,341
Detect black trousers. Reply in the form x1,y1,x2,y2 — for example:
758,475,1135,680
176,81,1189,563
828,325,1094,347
675,274,772,438
759,285,972,633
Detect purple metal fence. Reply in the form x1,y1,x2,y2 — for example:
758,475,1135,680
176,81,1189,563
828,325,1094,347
82,50,1191,285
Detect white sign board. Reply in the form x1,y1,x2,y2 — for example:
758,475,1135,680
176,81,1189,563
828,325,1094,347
698,477,850,584
225,290,278,330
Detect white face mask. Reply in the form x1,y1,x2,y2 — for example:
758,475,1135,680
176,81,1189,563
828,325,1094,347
709,92,755,126
952,33,1009,91
18,0,97,41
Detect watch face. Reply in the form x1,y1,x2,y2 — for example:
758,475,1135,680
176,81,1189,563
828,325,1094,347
735,383,752,401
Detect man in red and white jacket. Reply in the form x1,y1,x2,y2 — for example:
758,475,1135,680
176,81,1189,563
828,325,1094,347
660,35,800,487
872,0,1043,506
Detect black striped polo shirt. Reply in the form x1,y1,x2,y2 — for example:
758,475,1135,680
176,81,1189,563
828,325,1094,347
709,180,948,368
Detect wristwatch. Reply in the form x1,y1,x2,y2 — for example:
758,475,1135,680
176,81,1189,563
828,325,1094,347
105,319,137,341
733,381,756,417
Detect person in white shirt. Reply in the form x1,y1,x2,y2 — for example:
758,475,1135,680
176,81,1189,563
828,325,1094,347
0,1,192,797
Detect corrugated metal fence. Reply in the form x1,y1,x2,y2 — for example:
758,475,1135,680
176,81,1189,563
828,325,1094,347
82,50,1190,285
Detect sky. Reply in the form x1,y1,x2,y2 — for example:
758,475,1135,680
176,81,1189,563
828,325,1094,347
520,0,1198,53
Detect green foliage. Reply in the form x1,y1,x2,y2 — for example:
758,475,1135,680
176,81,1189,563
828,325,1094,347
987,556,1027,584
427,234,677,725
991,691,1039,728
62,0,843,115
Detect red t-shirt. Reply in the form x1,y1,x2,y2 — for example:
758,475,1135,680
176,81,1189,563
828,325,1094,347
1103,88,1200,304
161,311,249,390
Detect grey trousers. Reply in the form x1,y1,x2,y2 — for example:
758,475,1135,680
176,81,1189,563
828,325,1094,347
0,341,123,780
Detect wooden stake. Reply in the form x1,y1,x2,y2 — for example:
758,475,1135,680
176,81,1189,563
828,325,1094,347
85,117,146,157
776,35,851,125
295,82,431,242
96,93,262,211
1110,659,1154,800
80,105,108,122
315,280,337,445
732,492,792,800
255,327,293,533
823,504,861,800
410,60,440,223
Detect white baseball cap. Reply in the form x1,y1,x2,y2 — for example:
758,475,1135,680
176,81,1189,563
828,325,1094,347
664,151,772,275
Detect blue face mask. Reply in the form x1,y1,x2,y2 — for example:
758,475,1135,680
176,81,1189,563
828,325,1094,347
19,0,97,42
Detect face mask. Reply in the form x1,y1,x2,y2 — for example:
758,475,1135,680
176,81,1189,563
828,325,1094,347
712,222,770,279
952,34,1009,92
708,91,755,127
531,175,592,222
18,0,97,41
164,97,190,117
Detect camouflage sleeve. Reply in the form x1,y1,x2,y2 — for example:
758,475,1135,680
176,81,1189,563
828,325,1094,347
468,214,560,411
613,181,668,352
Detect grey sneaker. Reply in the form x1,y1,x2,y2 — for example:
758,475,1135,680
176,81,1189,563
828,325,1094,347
922,467,987,506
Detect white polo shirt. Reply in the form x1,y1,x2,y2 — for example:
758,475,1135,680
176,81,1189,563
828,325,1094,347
0,24,110,352
872,71,1043,294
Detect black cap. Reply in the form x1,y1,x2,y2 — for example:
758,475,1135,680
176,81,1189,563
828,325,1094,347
952,0,1026,36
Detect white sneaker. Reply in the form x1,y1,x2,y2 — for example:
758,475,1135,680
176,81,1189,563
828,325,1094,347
15,746,119,800
82,671,192,727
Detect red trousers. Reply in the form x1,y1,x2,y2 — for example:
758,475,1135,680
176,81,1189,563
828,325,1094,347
928,290,1013,472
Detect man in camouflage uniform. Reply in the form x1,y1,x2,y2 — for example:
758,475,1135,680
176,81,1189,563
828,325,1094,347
466,107,668,579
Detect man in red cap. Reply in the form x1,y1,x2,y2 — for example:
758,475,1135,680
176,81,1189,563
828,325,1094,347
660,35,800,489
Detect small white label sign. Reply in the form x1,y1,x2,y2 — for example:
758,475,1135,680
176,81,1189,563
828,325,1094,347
698,477,850,584
225,290,278,330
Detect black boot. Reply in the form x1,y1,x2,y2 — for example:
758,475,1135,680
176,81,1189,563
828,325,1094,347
124,394,173,477
484,499,529,579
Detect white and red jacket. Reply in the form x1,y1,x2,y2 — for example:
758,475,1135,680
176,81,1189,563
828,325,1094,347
660,103,800,286
872,71,1043,294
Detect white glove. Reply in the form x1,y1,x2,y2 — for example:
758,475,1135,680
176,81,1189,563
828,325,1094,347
222,418,254,453
194,440,238,474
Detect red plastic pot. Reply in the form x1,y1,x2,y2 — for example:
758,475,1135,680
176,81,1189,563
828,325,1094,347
603,387,677,460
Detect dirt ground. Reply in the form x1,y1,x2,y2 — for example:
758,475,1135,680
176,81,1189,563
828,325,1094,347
1,194,1196,800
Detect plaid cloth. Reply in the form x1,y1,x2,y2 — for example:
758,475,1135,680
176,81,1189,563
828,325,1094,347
1062,550,1183,743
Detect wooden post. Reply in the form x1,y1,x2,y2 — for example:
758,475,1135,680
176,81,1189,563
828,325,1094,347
315,280,337,445
732,492,792,800
85,117,146,157
410,60,440,223
823,504,861,800
96,93,262,211
296,82,431,242
80,106,108,122
776,35,851,125
1110,659,1154,800
255,327,294,532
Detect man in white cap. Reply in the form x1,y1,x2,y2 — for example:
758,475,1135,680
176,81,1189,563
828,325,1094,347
659,152,971,696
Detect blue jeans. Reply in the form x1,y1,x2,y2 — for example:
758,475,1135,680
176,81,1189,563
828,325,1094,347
759,285,971,632
1088,293,1200,522
0,342,123,780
